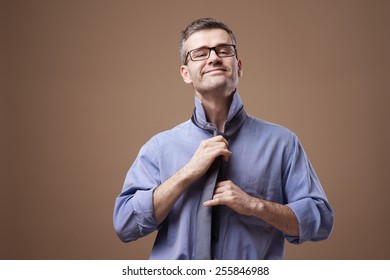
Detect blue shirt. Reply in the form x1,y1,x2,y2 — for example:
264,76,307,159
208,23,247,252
113,91,334,259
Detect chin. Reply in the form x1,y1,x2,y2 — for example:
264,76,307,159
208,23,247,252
205,78,230,88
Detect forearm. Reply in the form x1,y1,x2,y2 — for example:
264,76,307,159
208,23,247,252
251,198,299,237
153,165,196,224
204,180,300,236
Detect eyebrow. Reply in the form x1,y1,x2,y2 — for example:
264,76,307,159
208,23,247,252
189,43,233,52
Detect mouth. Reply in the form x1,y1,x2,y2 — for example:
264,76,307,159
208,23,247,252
203,68,226,75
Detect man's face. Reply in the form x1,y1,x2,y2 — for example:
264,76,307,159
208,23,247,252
180,29,243,96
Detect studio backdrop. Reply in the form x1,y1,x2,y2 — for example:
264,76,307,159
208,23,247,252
1,0,389,259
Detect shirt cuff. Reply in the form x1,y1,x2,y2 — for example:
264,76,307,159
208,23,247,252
285,198,319,244
131,187,159,236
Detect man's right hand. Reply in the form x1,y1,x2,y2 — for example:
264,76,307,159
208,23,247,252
182,135,231,181
153,135,231,224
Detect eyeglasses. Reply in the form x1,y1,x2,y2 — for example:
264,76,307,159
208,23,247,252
185,44,237,64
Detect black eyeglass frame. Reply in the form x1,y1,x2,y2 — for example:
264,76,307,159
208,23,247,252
184,44,237,65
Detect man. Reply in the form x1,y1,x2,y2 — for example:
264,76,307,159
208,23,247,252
114,18,334,259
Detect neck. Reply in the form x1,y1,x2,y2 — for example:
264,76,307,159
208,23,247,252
195,89,235,132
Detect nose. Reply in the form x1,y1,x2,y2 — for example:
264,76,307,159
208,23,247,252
207,49,221,63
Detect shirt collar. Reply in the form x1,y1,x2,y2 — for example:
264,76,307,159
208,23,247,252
193,90,244,128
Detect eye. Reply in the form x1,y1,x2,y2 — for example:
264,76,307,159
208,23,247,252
216,45,234,56
191,48,209,58
218,49,230,54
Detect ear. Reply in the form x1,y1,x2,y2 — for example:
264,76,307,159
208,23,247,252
237,59,243,77
180,65,193,84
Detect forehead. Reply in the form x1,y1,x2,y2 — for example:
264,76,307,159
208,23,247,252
185,29,233,51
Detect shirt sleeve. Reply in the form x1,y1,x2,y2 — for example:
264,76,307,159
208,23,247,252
283,134,334,244
113,138,161,242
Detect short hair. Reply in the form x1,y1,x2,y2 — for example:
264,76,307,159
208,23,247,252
179,18,237,64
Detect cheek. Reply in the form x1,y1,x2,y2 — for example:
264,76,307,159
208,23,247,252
192,68,204,81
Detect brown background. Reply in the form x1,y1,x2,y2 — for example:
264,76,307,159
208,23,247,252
1,0,389,259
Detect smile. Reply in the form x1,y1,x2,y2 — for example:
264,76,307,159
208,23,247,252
204,68,226,74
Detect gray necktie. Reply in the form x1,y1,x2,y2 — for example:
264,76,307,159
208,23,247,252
191,105,246,259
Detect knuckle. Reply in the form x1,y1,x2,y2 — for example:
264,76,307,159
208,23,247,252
199,140,208,149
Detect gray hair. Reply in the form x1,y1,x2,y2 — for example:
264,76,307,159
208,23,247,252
179,18,237,64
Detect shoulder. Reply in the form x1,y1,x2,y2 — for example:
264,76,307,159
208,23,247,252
142,119,192,150
245,114,297,141
152,119,191,141
243,115,302,163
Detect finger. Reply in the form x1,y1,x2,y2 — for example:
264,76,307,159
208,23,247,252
199,141,227,151
211,193,226,199
214,181,235,192
213,185,227,194
221,149,232,161
201,142,228,155
208,146,231,160
209,135,229,146
212,189,236,200
203,198,223,207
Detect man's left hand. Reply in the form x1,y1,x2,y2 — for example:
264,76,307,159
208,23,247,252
203,180,258,216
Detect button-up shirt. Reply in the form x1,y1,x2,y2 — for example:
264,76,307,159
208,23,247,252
113,91,334,259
